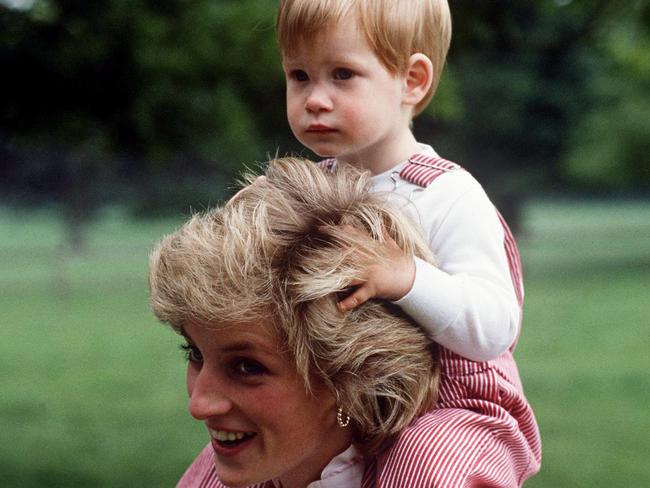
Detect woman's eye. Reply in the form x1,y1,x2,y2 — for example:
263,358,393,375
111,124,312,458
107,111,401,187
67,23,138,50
232,358,267,377
181,344,203,363
333,68,353,80
291,70,309,82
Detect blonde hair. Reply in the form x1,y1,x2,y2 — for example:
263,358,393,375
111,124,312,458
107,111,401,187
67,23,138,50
149,157,439,455
277,0,452,115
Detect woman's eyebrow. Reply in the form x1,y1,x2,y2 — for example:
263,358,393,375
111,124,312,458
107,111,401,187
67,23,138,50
221,340,280,356
178,329,278,355
221,341,255,353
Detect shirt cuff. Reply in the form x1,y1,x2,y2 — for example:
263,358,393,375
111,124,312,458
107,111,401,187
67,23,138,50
392,256,463,337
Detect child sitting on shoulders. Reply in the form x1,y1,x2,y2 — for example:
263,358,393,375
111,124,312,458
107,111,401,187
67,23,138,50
276,0,542,485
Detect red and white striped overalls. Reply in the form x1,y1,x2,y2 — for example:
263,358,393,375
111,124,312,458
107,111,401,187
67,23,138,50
320,153,541,486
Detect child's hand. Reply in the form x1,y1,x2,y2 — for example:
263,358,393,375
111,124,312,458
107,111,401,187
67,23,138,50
337,226,416,311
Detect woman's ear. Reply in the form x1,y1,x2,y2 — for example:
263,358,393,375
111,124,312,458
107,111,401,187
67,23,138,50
402,53,433,108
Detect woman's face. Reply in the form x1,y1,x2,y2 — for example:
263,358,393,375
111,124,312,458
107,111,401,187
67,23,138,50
182,320,351,488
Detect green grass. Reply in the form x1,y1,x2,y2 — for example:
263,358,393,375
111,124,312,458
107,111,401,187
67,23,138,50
515,200,650,487
0,208,205,487
1,200,649,487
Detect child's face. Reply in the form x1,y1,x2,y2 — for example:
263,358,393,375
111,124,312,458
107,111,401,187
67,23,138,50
282,15,413,168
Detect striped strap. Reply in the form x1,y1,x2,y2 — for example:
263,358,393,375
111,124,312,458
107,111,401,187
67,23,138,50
497,211,524,307
399,153,463,188
318,158,336,170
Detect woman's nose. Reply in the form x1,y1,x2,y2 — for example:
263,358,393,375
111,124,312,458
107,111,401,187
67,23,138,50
305,84,333,113
187,368,233,420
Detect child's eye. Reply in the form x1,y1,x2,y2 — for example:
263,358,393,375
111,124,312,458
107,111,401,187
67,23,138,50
333,68,353,80
231,358,267,377
180,344,203,363
290,70,309,82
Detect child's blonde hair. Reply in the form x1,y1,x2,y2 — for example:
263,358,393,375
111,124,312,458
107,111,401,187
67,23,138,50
277,0,452,115
149,157,439,455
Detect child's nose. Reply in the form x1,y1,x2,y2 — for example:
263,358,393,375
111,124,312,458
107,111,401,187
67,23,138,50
187,368,233,420
305,84,333,112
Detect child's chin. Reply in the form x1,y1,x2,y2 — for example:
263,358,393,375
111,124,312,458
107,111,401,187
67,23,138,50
303,141,341,158
309,146,335,158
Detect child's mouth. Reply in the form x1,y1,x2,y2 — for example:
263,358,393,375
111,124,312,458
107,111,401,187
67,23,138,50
307,124,336,132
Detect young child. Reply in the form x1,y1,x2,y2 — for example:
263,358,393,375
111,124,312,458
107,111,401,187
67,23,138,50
277,0,542,486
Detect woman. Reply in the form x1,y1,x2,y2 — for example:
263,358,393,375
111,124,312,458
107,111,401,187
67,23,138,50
149,158,441,487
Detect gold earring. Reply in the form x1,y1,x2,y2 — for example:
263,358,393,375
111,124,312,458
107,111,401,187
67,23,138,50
337,407,350,428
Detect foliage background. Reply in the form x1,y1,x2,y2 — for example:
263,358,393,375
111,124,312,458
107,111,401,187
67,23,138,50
1,0,649,486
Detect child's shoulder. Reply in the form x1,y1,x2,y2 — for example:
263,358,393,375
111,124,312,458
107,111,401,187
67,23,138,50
398,152,484,201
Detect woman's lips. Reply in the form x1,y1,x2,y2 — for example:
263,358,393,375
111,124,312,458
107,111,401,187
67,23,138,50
211,434,256,457
209,428,257,457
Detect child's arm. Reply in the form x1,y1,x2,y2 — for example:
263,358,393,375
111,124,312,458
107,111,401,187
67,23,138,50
341,178,520,362
397,178,521,361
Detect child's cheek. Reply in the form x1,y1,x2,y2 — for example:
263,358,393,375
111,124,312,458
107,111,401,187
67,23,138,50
339,104,366,137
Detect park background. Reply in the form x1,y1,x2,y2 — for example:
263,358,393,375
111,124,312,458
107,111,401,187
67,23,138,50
1,0,649,486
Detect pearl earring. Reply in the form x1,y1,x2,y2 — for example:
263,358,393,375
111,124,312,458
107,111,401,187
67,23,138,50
337,407,350,428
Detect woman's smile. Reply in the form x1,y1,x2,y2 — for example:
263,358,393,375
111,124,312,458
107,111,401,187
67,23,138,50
208,427,257,457
183,320,351,487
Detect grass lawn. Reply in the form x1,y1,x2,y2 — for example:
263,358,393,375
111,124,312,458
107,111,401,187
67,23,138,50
516,200,650,487
1,200,649,487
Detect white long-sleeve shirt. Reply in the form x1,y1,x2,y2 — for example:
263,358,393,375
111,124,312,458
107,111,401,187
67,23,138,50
370,145,521,362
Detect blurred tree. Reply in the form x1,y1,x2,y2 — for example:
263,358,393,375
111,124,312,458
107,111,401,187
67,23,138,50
563,0,650,191
1,0,129,249
415,0,629,232
0,0,283,248
1,0,647,245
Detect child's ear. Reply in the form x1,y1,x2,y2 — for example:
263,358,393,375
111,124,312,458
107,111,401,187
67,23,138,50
402,53,433,108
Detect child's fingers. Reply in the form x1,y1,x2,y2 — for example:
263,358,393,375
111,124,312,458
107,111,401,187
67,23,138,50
340,224,366,236
319,223,369,238
338,284,374,311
